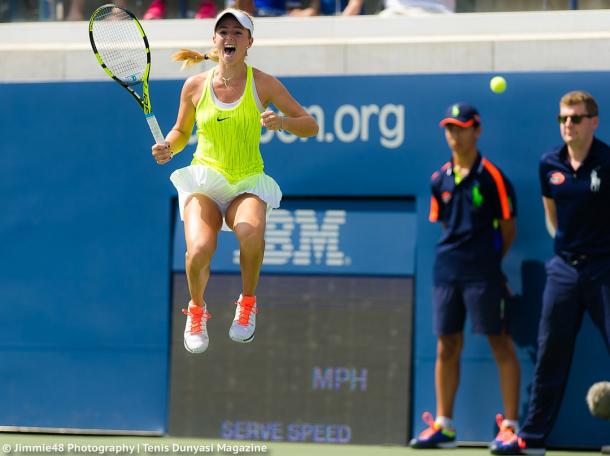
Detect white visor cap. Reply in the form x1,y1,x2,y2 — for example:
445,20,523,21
214,8,254,36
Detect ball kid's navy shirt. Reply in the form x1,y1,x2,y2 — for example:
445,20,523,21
429,153,517,283
539,137,610,258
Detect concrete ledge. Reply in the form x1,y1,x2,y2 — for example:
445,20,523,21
1,9,610,81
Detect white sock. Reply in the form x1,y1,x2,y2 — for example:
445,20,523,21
502,419,519,432
435,416,453,429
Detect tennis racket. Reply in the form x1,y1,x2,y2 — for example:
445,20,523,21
88,4,164,144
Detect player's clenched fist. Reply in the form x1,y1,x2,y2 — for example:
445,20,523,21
152,142,173,165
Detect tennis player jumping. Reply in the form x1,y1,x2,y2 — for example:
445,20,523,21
152,9,318,353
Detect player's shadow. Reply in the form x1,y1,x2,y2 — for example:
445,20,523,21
510,259,545,357
507,259,546,424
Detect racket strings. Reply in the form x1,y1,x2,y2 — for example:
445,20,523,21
92,7,148,85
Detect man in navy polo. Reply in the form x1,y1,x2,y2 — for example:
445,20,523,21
493,92,610,455
411,102,521,450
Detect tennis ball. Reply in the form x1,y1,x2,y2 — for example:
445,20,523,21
490,76,507,94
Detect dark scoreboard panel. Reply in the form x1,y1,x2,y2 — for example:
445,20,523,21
168,273,413,445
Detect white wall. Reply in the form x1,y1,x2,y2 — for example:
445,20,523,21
1,9,610,82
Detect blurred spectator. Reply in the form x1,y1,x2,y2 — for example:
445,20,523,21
380,0,454,16
67,0,127,20
289,0,363,16
143,0,217,19
234,0,301,16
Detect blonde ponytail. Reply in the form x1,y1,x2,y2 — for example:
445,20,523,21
172,48,219,69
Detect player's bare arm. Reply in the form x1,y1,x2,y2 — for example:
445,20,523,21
254,69,318,137
169,74,207,152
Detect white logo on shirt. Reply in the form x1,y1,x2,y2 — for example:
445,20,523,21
591,169,601,192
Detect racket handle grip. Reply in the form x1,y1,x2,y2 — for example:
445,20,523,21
145,113,165,145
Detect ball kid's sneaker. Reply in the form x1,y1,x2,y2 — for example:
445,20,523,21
409,411,457,449
182,302,211,354
229,294,257,343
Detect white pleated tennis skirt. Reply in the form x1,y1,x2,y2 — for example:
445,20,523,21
170,165,282,231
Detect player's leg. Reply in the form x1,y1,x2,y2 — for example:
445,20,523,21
225,193,267,295
182,193,222,353
224,193,267,343
184,194,223,305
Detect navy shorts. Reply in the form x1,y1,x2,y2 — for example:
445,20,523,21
433,279,508,336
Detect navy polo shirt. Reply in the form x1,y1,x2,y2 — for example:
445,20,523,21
539,137,610,257
429,153,517,283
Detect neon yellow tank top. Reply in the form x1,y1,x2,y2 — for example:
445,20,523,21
192,65,264,183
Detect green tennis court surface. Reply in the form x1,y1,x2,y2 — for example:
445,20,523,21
0,434,602,456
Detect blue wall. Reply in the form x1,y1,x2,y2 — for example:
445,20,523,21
1,72,609,444
0,82,173,432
